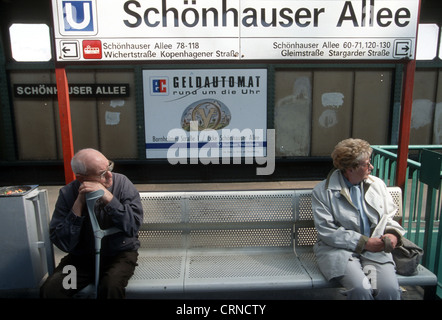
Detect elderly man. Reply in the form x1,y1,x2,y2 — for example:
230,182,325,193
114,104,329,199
40,148,143,298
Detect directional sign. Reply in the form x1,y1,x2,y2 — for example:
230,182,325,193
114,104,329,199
60,41,79,59
393,40,413,58
51,0,419,62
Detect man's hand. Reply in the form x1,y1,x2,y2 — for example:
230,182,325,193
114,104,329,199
72,192,85,217
78,181,114,205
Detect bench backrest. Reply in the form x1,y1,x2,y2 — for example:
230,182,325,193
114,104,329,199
139,190,296,250
138,187,402,251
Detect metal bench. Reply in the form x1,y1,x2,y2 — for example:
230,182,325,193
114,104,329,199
125,188,437,299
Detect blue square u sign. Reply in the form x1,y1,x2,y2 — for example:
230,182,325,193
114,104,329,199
62,0,95,32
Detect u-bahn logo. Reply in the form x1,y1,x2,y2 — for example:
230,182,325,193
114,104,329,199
59,0,97,35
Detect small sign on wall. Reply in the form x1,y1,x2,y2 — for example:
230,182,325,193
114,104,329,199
13,83,130,98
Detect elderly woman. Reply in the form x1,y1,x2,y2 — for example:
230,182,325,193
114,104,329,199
312,138,405,300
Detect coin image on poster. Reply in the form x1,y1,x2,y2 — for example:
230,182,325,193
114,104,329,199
181,99,231,131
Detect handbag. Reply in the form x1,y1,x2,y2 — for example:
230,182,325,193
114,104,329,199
383,236,424,276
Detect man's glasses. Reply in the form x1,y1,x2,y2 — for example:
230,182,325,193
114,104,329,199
98,160,114,179
76,160,114,180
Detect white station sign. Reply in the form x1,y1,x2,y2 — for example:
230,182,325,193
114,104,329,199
52,0,420,61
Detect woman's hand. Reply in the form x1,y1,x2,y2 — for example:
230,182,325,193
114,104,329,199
364,237,385,252
381,233,398,252
364,233,398,252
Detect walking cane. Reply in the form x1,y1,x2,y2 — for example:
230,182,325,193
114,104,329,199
85,189,121,298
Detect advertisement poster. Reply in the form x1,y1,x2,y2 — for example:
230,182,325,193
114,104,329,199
143,69,267,160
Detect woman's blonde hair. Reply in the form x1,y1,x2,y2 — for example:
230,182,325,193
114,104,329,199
331,138,372,171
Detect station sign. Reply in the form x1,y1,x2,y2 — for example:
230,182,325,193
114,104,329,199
14,83,129,98
51,0,419,61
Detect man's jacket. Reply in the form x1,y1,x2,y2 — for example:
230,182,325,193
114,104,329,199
50,173,143,256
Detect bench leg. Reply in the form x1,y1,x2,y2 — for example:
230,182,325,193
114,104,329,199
423,285,437,300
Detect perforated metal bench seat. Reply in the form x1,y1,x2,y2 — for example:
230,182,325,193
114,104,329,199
295,247,437,294
126,190,309,298
125,188,437,299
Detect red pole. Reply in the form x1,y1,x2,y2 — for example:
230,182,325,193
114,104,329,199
55,68,75,184
396,0,421,190
396,60,416,190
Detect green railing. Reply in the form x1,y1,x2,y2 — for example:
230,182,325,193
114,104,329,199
371,145,442,298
